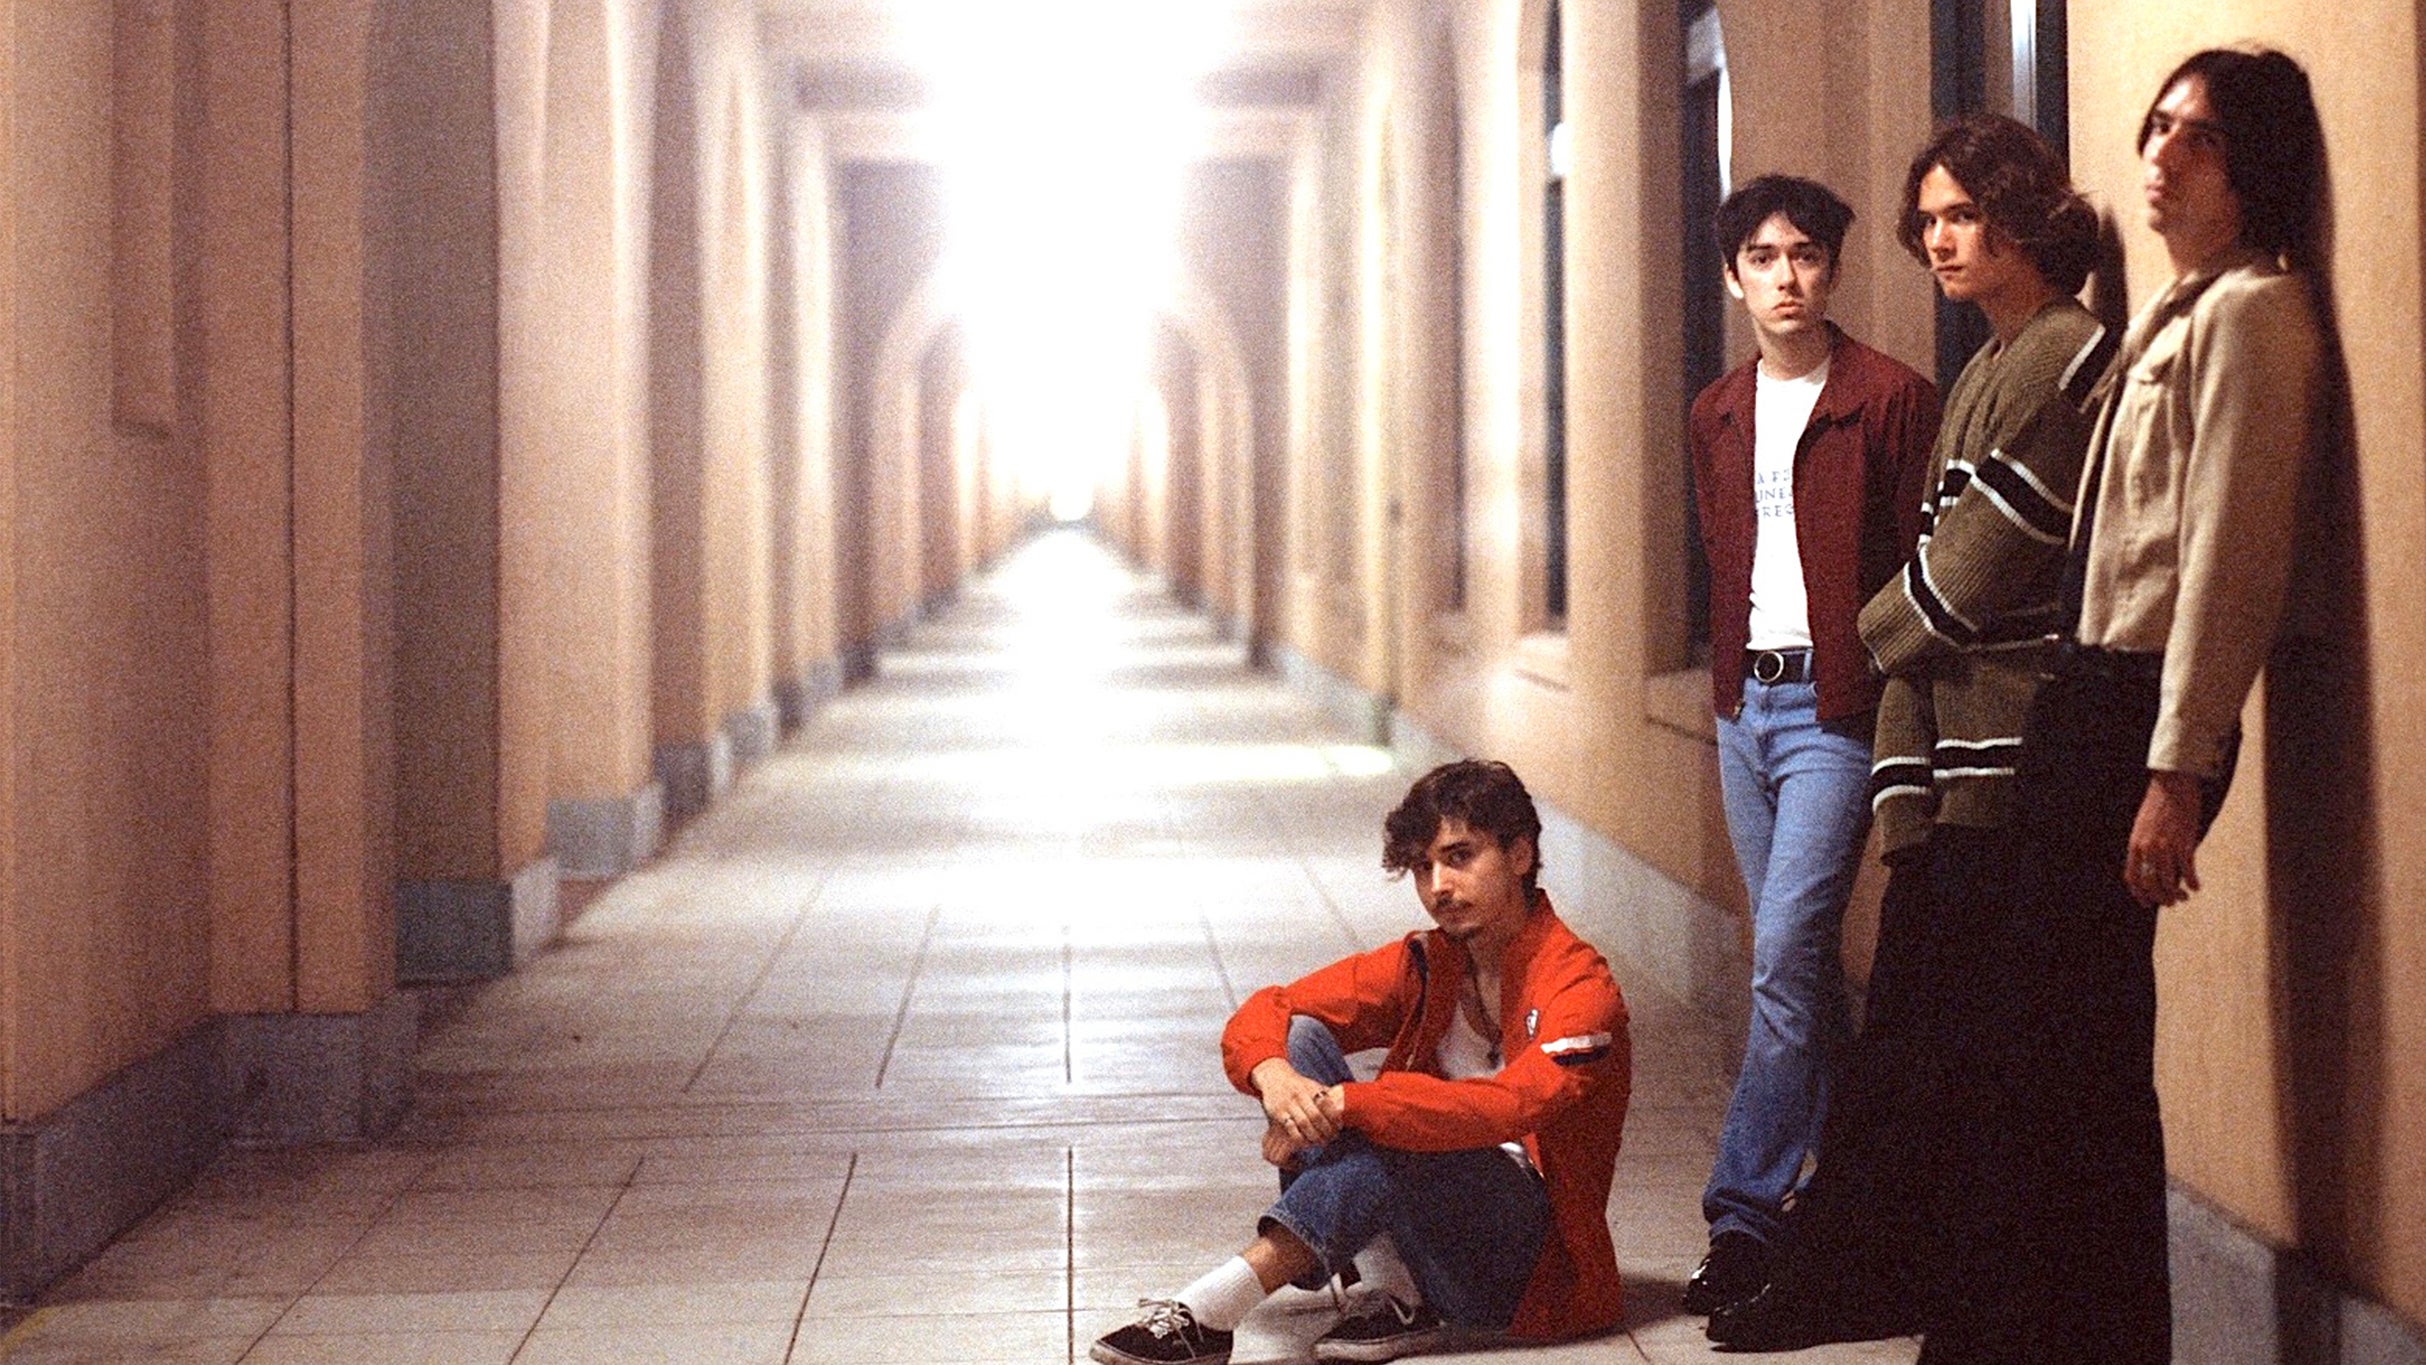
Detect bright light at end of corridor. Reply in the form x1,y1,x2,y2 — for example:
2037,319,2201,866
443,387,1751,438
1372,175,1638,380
903,1,1228,519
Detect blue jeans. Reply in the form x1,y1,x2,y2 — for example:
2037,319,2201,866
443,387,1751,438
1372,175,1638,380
1259,1017,1549,1330
1705,677,1872,1243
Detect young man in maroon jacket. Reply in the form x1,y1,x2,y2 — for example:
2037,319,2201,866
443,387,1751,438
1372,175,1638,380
1089,761,1630,1365
1683,174,1938,1317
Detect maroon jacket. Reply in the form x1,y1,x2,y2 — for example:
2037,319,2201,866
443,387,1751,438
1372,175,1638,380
1690,325,1938,722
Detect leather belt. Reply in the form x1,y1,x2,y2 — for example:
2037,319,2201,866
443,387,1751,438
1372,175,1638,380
2057,643,2164,685
1745,647,1814,685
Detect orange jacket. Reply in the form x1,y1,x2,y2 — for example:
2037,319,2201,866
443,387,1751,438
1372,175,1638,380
1220,896,1631,1340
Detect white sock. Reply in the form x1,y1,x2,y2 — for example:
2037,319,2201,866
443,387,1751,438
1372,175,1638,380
1353,1235,1422,1308
1175,1255,1266,1332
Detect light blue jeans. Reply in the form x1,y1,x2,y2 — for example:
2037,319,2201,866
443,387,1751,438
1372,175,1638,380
1705,677,1872,1244
1259,1017,1549,1329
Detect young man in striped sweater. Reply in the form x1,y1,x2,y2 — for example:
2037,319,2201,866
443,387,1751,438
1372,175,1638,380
1706,114,2115,1352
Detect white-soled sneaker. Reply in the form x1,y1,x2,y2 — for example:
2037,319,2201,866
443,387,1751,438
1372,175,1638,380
1312,1295,1450,1363
1090,1298,1234,1365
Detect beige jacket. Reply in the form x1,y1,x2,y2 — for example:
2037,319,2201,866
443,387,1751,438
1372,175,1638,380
2072,248,2321,778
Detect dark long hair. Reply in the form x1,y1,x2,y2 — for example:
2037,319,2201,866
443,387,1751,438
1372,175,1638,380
2140,47,2323,265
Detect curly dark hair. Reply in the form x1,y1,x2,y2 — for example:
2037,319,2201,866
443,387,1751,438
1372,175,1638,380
1897,113,2099,295
1713,174,1855,278
2138,47,2322,262
1382,760,1543,889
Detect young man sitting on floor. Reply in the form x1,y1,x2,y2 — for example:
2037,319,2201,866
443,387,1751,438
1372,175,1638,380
1089,760,1632,1365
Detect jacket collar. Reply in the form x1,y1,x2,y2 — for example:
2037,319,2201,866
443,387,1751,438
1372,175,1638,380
2144,245,2278,332
1419,890,1557,986
1716,322,1872,432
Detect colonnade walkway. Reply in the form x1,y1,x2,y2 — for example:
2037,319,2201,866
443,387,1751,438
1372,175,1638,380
1,530,1917,1363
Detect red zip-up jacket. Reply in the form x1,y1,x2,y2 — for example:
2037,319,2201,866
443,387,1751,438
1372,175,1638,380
1691,324,1940,723
1220,896,1631,1341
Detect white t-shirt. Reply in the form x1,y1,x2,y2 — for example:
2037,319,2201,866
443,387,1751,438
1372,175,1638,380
1745,357,1830,651
1437,980,1532,1169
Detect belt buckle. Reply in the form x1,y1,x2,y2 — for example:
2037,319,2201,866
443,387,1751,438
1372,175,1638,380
1752,650,1787,685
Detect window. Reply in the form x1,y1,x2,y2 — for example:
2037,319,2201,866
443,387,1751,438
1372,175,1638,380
1540,1,1568,628
1679,0,1729,655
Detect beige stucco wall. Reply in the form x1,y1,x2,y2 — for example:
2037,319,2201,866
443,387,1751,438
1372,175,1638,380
497,0,659,813
2,0,214,1116
390,0,508,884
4,0,410,1116
775,114,840,692
649,0,777,754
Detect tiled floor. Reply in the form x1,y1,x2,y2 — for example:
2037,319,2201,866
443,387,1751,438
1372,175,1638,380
1,530,1918,1363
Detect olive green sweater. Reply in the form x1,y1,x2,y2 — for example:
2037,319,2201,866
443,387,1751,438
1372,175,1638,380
1858,300,2116,858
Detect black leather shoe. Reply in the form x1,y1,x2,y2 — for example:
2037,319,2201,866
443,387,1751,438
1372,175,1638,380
1682,1230,1769,1316
1706,1281,1914,1351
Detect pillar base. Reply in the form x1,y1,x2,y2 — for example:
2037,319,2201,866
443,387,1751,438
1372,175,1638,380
655,733,733,827
0,992,418,1299
1270,642,1391,747
775,656,845,733
219,993,416,1146
723,699,780,769
396,858,561,983
547,781,665,880
2169,1184,2426,1365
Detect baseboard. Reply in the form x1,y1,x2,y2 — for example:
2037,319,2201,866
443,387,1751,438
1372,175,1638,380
1,991,421,1298
0,1026,222,1300
841,641,878,686
547,781,665,880
1267,643,1391,747
776,656,845,733
2170,1183,2426,1365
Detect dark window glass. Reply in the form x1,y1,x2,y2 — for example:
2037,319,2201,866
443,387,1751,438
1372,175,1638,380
1543,1,1567,627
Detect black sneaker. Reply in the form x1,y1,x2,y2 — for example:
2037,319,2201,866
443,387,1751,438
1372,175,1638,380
1312,1296,1449,1363
1090,1299,1234,1365
1682,1230,1770,1316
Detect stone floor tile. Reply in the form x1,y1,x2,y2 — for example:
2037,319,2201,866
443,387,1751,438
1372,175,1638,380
515,1321,796,1364
240,1330,526,1364
786,1307,1067,1363
535,1278,809,1329
268,1289,551,1336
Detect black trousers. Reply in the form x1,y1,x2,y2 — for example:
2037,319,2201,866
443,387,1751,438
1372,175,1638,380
1769,652,2232,1365
1932,653,2233,1365
1759,825,2014,1342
